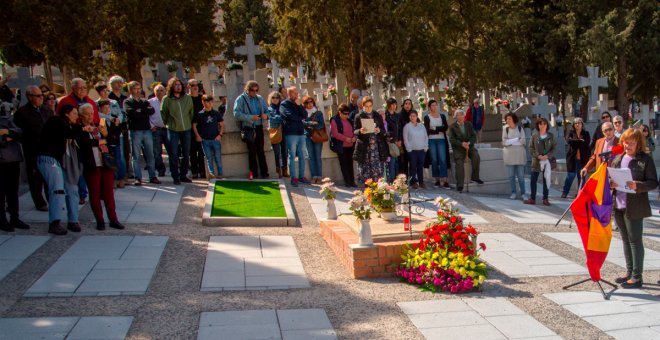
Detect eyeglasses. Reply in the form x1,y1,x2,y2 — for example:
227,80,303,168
249,88,258,92
602,116,610,119
614,121,622,124
603,128,613,132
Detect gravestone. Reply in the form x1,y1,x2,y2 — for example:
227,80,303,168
300,80,319,97
597,94,610,116
523,87,538,105
532,95,557,120
156,62,184,84
7,67,41,106
234,34,264,81
564,95,574,118
253,68,270,98
369,75,384,109
640,105,650,125
268,60,281,88
334,70,348,105
578,66,608,122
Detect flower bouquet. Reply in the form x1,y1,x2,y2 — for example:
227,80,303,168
349,190,373,245
364,178,396,214
395,196,488,293
320,178,338,220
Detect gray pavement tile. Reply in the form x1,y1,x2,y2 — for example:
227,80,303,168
42,259,98,276
583,312,660,331
463,297,525,317
26,274,85,294
126,202,179,224
75,278,150,293
607,327,660,340
66,316,133,340
199,310,278,327
408,311,487,329
544,291,606,305
113,187,156,202
419,324,506,340
397,300,471,315
201,271,245,289
563,300,637,317
203,258,244,272
95,258,160,270
486,314,557,339
209,236,262,251
197,324,281,340
277,309,333,331
0,235,49,259
245,262,305,277
281,329,337,340
0,317,78,338
245,275,310,288
120,246,166,259
129,235,169,247
152,185,185,202
85,268,155,280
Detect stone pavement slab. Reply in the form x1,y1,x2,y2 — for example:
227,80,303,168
197,309,336,340
0,316,133,339
202,236,310,291
304,186,488,224
543,232,660,271
17,178,184,224
545,289,660,339
398,298,560,340
25,236,167,297
0,235,49,281
479,233,585,277
472,196,569,225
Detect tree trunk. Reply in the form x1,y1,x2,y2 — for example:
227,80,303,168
43,59,54,90
126,44,144,83
616,51,628,119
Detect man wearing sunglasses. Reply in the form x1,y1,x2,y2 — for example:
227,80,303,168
590,111,611,152
581,121,618,178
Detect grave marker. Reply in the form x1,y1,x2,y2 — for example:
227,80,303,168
7,67,41,106
532,95,557,120
234,33,264,81
578,66,608,122
523,87,538,105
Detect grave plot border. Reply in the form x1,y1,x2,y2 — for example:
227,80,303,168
202,179,296,227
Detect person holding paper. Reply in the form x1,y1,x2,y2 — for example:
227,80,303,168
353,96,388,186
562,117,590,198
610,128,658,289
502,113,527,200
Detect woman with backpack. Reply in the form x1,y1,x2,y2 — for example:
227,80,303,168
502,113,527,200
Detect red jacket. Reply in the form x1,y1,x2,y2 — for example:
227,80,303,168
57,93,99,124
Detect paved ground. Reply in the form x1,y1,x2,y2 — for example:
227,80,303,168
4,173,660,339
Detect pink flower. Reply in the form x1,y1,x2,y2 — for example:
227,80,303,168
450,286,459,294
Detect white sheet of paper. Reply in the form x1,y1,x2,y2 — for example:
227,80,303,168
506,138,522,146
361,118,375,133
608,167,635,193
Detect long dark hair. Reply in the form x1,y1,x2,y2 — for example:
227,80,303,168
399,98,413,114
57,104,75,119
166,77,183,98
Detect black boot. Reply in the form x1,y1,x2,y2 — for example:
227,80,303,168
109,221,125,230
10,218,30,230
96,221,106,230
67,223,81,232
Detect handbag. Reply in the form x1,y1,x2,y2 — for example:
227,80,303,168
550,157,557,170
240,125,255,143
269,126,282,144
388,142,400,157
310,127,329,143
102,152,117,170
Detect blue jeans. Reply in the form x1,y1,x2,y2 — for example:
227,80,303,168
387,157,398,182
272,136,288,169
152,128,170,175
562,159,583,195
306,138,323,178
408,150,425,184
37,155,79,223
109,144,126,180
428,138,448,177
78,175,87,199
201,139,223,176
130,130,156,180
507,164,526,196
286,134,306,179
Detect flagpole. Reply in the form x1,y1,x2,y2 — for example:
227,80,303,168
554,174,586,228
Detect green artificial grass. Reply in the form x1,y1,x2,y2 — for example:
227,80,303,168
211,181,286,217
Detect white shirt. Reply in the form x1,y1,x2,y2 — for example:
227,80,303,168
148,97,165,128
428,115,445,139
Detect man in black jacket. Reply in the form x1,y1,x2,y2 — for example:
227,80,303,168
0,111,30,231
12,85,52,210
123,81,160,186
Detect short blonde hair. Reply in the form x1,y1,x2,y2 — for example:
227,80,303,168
620,128,646,154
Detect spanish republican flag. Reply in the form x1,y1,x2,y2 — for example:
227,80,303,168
570,162,613,281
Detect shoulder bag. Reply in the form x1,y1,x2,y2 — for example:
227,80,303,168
240,96,256,143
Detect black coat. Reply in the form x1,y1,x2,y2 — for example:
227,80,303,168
12,104,53,156
566,129,590,172
0,116,23,163
76,127,101,172
424,113,451,170
611,152,658,219
352,111,389,163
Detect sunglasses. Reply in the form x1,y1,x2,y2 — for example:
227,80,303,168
603,128,613,132
249,88,258,92
602,116,610,119
614,121,622,124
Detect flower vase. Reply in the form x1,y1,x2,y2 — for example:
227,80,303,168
326,199,337,220
379,211,397,221
358,219,374,246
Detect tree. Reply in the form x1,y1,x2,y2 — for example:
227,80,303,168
220,0,275,65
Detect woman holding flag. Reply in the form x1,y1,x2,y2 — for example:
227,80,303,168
610,128,658,288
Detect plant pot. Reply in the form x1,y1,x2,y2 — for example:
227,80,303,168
358,219,374,246
326,199,337,220
379,211,397,221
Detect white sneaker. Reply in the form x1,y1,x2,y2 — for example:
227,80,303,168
510,193,517,200
521,194,529,201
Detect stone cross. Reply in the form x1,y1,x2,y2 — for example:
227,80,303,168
268,59,280,86
597,94,609,116
523,87,538,105
578,66,608,121
314,88,333,118
406,79,416,98
234,33,264,80
532,95,557,120
295,65,305,82
7,67,41,106
279,69,292,88
253,68,270,98
641,104,650,125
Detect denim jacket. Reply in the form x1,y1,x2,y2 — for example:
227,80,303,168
304,110,325,138
267,104,283,129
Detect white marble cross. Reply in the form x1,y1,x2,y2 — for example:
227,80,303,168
279,69,292,88
578,66,608,120
406,79,417,98
532,95,557,119
641,104,650,125
597,93,609,116
314,88,333,117
7,67,41,106
268,59,280,86
234,33,264,80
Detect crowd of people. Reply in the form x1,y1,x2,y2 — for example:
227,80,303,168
0,75,226,235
